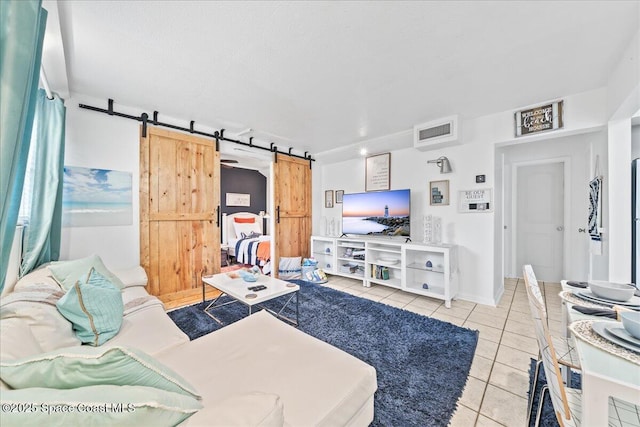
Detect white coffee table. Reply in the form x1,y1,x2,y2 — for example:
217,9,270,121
202,272,299,326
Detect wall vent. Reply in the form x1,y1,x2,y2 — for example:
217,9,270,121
413,115,460,151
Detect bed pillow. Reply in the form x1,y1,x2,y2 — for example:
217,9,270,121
49,254,125,291
0,385,202,426
233,216,255,223
0,345,201,399
233,221,261,239
56,268,124,346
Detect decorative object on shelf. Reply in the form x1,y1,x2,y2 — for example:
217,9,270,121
429,180,450,206
515,100,563,137
427,156,452,174
365,152,391,192
335,190,344,203
433,217,442,244
458,188,493,213
425,260,433,270
325,247,331,254
422,283,430,289
325,190,334,208
475,174,485,183
423,214,432,243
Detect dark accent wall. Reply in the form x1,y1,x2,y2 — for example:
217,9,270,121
220,167,267,215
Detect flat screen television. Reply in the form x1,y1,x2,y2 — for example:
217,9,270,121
342,189,410,237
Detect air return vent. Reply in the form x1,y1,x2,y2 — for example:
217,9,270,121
413,115,460,151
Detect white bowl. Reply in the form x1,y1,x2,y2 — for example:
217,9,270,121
621,311,640,339
588,281,636,302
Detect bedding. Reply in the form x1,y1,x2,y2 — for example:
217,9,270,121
223,212,271,270
234,235,271,267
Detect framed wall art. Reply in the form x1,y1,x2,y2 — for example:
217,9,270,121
325,190,334,208
458,188,493,213
365,153,390,191
429,180,450,206
226,192,251,207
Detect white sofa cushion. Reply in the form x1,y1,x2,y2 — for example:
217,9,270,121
0,317,42,361
183,392,284,426
12,265,60,293
0,285,80,352
111,266,148,288
105,287,190,356
155,310,377,427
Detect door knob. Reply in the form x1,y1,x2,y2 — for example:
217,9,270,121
556,226,564,231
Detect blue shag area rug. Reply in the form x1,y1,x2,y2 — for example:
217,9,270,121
168,280,479,426
527,359,581,427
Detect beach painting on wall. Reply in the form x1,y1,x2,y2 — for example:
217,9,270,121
62,166,133,227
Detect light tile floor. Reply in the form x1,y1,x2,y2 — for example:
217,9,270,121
320,275,564,427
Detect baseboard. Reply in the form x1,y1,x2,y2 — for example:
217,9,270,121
456,292,499,307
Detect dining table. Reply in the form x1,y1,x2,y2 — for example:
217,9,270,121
559,281,640,426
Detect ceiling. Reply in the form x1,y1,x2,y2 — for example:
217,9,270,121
46,1,639,163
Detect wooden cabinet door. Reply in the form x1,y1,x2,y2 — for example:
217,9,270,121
140,127,220,304
273,154,311,277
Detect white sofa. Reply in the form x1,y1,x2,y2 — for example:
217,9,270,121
0,264,377,426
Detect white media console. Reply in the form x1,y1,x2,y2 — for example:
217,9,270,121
310,236,458,308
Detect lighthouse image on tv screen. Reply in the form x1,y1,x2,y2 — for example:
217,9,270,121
342,189,410,236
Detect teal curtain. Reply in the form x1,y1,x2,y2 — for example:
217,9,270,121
20,89,66,276
0,0,47,291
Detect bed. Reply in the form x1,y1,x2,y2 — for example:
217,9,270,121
222,212,272,273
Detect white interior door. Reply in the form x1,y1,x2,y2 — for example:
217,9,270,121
516,162,564,281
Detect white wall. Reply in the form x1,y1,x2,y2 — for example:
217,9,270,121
314,88,610,306
605,29,640,282
61,95,141,270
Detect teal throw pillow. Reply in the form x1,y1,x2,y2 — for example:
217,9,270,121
56,267,124,346
0,345,201,399
49,254,125,291
0,385,202,426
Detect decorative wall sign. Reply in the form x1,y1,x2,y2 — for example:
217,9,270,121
325,190,334,208
458,188,493,213
429,180,450,206
62,166,133,227
365,153,391,191
226,192,251,206
335,190,344,204
515,100,563,137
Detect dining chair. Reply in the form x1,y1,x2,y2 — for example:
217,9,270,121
524,265,638,427
523,265,581,426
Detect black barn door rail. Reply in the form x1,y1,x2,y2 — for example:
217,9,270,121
79,99,315,164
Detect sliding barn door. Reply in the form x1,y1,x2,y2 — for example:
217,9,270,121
140,126,220,305
273,154,311,277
